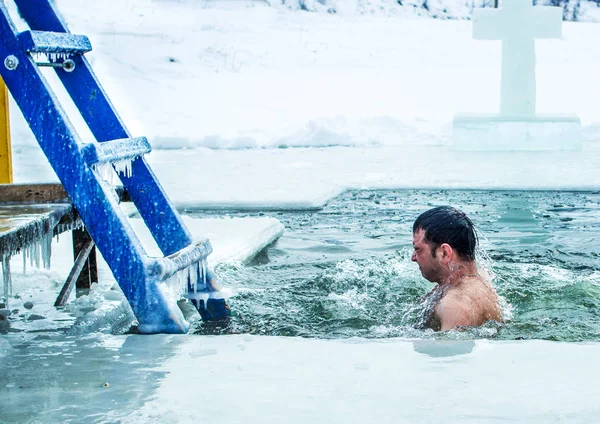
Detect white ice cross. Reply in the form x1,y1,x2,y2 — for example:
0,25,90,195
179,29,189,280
473,0,562,116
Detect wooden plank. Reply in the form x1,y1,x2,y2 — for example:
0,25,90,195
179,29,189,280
72,227,97,292
55,236,94,306
0,183,130,204
0,183,70,204
0,204,75,257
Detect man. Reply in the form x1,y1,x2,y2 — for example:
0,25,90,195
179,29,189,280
411,206,503,331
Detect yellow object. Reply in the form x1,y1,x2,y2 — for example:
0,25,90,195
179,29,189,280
0,76,12,184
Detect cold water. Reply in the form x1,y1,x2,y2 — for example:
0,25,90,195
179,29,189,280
193,189,600,342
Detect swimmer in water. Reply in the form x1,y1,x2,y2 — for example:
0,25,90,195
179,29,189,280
411,206,503,331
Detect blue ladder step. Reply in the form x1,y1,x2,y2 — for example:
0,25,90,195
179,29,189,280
80,137,152,166
18,30,91,55
148,239,213,282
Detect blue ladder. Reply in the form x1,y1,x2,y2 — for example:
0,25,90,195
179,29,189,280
0,0,229,333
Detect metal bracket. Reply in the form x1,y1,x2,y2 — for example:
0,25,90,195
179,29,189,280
35,58,75,72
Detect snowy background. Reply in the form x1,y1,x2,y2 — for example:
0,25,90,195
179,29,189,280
9,0,600,209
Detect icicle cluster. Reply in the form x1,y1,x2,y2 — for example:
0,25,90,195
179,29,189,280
163,259,209,300
0,214,82,303
93,162,119,186
113,158,134,178
20,232,53,274
31,52,72,62
92,158,136,184
55,218,84,236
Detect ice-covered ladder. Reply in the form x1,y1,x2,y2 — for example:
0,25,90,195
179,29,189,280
0,0,228,333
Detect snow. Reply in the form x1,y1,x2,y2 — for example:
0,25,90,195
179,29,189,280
9,0,600,208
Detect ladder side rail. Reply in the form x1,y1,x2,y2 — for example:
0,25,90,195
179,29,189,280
15,0,194,257
0,7,187,333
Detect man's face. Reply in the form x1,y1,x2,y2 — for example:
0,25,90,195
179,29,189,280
411,229,443,283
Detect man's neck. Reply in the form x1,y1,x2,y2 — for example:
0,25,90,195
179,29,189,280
440,261,479,287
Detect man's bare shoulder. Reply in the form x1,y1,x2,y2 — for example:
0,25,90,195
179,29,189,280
433,281,503,330
434,295,473,331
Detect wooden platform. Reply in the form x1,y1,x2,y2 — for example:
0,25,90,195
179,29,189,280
0,203,75,257
0,183,132,304
0,184,77,258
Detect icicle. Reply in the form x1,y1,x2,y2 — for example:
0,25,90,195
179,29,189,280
28,242,41,269
41,232,52,270
28,244,33,268
113,159,134,178
190,262,198,294
55,218,83,236
201,259,207,290
2,255,11,305
22,251,26,275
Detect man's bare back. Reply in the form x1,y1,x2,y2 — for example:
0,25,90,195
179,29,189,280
431,276,503,331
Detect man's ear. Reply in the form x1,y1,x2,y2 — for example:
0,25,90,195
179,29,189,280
439,243,453,264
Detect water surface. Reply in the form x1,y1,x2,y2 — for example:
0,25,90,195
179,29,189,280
190,189,600,342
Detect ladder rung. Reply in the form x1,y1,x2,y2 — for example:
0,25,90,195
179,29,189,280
18,30,91,55
148,239,213,281
80,137,151,166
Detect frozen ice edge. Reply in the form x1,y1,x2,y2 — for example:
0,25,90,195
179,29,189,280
123,335,600,424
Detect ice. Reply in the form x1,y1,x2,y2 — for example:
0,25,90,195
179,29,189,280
124,336,600,423
473,0,562,116
94,159,134,180
93,162,117,185
1,255,12,304
454,0,581,151
113,158,133,178
157,253,228,302
453,114,582,151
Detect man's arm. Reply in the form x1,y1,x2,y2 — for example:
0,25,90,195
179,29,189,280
434,297,472,331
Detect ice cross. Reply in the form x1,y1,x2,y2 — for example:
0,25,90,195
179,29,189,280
473,0,562,116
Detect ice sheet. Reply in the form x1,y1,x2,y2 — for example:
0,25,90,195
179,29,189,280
124,336,600,423
128,215,285,266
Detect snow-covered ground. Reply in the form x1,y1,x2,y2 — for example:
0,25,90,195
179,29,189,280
10,0,600,209
2,0,600,422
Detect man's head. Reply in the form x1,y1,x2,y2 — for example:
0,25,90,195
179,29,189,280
411,206,477,282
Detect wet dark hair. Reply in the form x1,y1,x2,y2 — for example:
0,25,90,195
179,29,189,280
413,206,477,261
